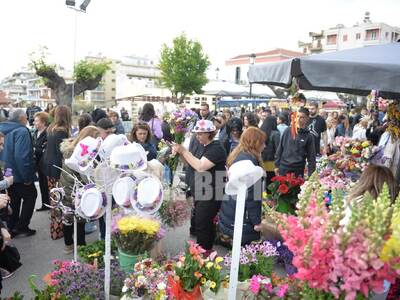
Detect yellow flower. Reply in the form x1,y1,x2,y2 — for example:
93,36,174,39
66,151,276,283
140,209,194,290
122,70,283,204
215,265,222,270
361,141,370,148
117,216,160,235
206,262,214,269
201,277,207,285
215,257,223,264
210,281,217,289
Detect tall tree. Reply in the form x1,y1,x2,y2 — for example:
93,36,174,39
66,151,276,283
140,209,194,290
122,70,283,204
159,33,210,102
30,48,109,108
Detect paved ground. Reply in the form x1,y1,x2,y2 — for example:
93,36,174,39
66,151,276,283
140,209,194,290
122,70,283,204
1,183,226,298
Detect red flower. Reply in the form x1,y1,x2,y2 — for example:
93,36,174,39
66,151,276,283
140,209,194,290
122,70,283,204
272,176,286,184
278,184,289,194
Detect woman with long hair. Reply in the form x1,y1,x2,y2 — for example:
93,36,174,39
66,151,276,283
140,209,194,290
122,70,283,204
130,122,157,161
172,119,227,254
223,117,243,154
219,127,266,246
43,105,72,240
59,126,100,253
243,112,259,129
139,103,163,148
260,116,280,186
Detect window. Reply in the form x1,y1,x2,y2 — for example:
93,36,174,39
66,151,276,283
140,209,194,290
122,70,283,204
111,88,115,91
194,97,200,105
112,71,115,74
365,29,379,40
342,34,348,42
356,33,361,40
201,97,207,101
112,97,115,100
385,32,389,39
112,79,116,82
326,34,337,45
235,67,241,84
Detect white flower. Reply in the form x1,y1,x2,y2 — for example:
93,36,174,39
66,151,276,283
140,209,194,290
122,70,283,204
122,285,128,293
157,282,166,290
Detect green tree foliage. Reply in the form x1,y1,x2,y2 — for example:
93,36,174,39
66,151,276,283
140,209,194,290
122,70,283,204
159,33,210,101
30,47,109,108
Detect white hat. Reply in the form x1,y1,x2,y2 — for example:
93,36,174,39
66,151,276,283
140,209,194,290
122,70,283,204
75,184,106,219
192,119,216,133
112,171,148,208
110,142,147,171
131,177,163,215
98,134,130,160
225,160,265,195
65,137,102,174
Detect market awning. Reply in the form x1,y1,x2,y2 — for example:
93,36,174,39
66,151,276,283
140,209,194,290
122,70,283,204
202,80,275,98
216,98,268,108
248,42,400,99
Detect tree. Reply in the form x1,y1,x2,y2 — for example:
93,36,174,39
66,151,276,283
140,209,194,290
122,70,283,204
30,47,109,108
159,33,210,102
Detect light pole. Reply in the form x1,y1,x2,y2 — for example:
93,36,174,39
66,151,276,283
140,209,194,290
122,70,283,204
65,0,91,114
249,53,256,99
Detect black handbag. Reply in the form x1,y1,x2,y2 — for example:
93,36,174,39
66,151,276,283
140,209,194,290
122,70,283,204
0,245,22,273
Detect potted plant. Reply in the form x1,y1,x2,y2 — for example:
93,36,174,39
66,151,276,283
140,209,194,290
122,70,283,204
168,241,206,300
121,258,172,300
112,213,165,272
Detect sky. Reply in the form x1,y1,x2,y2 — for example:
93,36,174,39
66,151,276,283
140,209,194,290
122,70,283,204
0,0,399,80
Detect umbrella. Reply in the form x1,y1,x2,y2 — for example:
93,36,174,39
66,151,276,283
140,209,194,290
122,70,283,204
248,42,400,98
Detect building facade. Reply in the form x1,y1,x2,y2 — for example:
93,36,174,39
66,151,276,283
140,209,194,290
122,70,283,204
0,70,36,102
223,48,304,85
299,12,400,54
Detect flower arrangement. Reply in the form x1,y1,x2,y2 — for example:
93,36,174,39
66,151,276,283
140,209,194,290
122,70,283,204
112,214,165,255
164,108,198,172
224,241,279,282
121,258,172,300
169,241,206,295
158,188,192,229
274,173,400,300
387,102,400,140
266,173,304,214
248,274,290,299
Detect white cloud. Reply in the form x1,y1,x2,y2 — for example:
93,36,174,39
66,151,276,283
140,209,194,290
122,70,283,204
0,0,399,79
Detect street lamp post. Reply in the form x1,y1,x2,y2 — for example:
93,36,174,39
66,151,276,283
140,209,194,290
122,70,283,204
65,0,91,114
249,53,256,99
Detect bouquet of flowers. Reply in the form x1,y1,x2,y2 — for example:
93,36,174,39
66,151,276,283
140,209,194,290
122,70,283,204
275,173,400,300
224,241,279,282
165,108,198,172
168,241,205,299
247,274,291,299
121,258,173,300
387,102,400,140
266,173,304,214
158,188,192,229
112,214,165,255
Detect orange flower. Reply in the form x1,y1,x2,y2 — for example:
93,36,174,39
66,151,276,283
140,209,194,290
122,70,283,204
194,271,202,279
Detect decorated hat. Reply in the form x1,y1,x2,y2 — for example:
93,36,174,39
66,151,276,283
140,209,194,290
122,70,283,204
75,184,106,220
98,134,130,160
192,119,216,133
112,171,148,208
225,160,265,195
65,137,102,174
110,143,147,171
131,176,163,215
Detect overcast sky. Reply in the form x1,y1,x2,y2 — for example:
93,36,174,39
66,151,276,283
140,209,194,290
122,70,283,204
0,0,399,79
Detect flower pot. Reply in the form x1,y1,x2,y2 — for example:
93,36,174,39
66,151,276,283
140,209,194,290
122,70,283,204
168,276,203,300
118,249,147,273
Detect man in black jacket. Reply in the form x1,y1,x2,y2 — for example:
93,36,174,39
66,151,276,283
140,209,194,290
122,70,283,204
26,102,42,127
275,107,316,177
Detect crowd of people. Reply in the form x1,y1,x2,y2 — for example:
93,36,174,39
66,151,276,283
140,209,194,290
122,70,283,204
0,94,395,293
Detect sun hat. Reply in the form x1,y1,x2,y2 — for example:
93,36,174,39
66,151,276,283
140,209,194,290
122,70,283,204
110,142,147,171
112,170,148,208
65,136,102,174
225,160,265,195
75,184,107,219
131,176,163,215
98,133,130,160
192,119,216,133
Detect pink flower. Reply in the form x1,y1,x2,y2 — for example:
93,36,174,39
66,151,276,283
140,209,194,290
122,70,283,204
276,284,289,297
250,275,261,294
